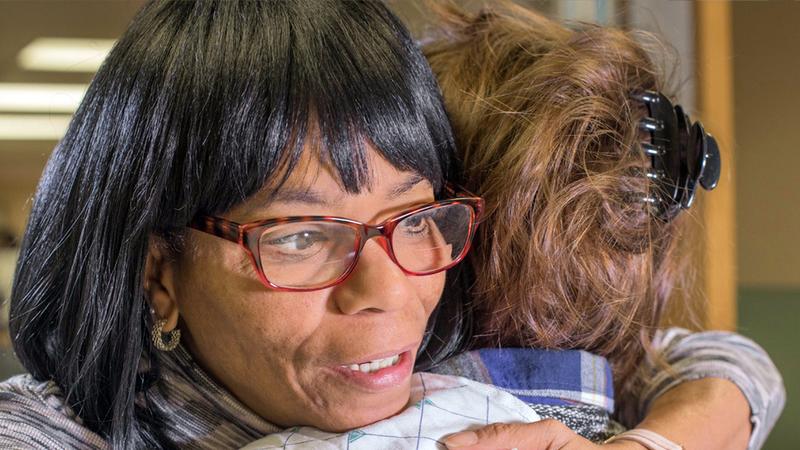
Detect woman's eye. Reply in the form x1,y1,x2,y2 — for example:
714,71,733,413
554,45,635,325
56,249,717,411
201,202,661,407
267,231,328,252
400,215,430,235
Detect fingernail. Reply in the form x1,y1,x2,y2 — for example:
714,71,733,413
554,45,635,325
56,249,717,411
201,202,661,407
444,431,478,448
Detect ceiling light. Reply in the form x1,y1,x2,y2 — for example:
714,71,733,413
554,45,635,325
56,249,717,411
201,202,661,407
0,114,72,140
0,83,87,113
17,38,115,73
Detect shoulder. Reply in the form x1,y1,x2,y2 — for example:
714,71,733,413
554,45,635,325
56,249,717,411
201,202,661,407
0,374,108,449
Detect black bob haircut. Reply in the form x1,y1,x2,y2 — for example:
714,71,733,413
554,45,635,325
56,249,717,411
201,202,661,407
9,1,465,447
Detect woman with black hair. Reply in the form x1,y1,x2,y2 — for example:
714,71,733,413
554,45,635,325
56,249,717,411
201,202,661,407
0,1,781,449
3,1,472,447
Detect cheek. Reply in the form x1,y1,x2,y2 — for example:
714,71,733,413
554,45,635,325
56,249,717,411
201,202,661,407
172,237,326,375
411,271,446,317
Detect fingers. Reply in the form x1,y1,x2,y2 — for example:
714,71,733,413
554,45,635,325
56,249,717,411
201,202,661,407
443,419,578,450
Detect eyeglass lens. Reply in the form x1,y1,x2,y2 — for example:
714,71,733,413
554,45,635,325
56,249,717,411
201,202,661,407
256,203,473,289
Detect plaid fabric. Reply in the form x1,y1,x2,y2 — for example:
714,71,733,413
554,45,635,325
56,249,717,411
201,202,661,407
431,348,619,442
432,348,615,412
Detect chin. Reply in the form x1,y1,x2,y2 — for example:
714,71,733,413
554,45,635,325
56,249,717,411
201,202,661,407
317,392,410,432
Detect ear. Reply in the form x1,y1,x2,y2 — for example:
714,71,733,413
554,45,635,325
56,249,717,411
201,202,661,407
144,235,180,332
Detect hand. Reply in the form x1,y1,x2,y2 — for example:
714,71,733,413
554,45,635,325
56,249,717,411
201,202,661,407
443,419,647,450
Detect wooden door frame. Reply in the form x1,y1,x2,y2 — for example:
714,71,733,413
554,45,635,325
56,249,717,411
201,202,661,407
696,1,737,330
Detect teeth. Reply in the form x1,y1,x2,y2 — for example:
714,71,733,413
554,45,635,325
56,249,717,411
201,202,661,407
342,354,401,373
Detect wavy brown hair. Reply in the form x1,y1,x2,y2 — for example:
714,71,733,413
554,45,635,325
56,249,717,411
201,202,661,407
425,3,691,409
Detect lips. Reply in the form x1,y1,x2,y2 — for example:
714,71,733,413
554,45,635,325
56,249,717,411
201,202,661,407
328,344,417,392
342,354,401,373
338,343,417,367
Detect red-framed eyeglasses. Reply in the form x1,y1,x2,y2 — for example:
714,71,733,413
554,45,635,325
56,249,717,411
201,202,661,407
189,186,484,292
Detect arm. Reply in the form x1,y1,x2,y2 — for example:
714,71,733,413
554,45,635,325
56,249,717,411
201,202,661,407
629,377,751,449
445,328,785,450
625,328,786,450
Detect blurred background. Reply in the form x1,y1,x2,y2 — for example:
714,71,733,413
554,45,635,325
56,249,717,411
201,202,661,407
0,1,796,448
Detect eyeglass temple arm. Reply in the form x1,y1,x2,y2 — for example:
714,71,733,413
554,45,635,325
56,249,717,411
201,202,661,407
189,215,242,243
444,181,480,199
443,182,486,225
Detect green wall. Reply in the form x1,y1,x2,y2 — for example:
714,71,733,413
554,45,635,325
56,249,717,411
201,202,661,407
738,287,799,450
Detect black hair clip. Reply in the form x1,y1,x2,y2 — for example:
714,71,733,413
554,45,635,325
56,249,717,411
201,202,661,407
632,91,721,221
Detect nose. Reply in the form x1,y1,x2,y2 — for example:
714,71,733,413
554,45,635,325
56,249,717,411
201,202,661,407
331,238,413,315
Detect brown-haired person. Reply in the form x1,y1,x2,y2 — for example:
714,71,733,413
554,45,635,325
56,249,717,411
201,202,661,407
423,3,784,450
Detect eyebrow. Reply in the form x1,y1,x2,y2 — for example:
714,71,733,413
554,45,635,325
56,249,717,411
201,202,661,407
270,188,333,206
269,174,428,207
387,174,427,199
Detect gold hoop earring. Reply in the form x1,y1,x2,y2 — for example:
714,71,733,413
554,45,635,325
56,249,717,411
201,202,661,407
152,319,181,352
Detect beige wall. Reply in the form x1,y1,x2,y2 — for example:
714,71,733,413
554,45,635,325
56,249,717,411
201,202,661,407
733,2,800,289
0,187,35,236
0,141,50,237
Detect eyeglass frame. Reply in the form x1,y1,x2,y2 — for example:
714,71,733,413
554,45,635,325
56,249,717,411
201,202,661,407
188,184,484,292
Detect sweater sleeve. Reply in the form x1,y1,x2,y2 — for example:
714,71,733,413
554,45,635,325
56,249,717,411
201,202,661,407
636,327,785,450
0,375,108,450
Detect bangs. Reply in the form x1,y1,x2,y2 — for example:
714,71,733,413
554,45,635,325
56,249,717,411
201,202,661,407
120,0,453,222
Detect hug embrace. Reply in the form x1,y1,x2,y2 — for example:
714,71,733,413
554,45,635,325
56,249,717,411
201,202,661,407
0,1,784,449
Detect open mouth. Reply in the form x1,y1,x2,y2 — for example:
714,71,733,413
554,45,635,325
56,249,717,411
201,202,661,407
340,354,401,374
332,349,414,391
